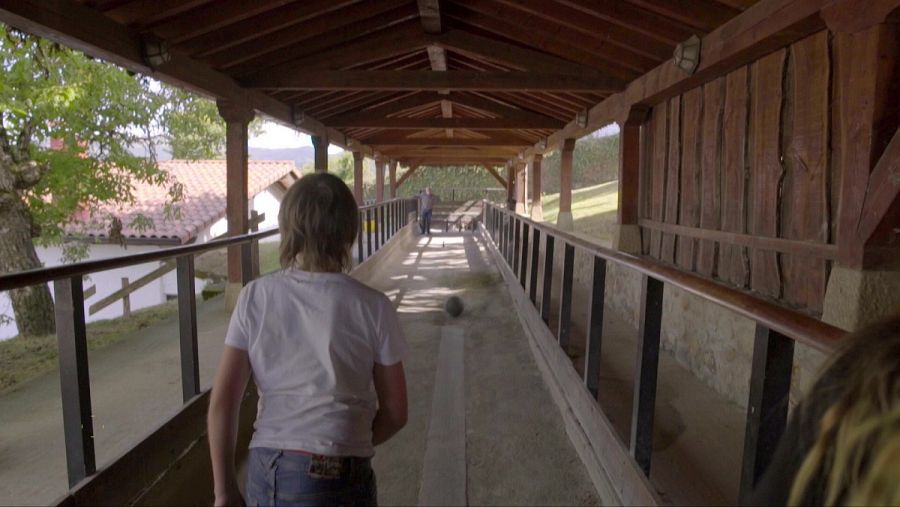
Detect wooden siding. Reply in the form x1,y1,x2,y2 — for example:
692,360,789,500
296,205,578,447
639,31,837,313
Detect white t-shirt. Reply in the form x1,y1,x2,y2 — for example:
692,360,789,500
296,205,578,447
225,269,408,458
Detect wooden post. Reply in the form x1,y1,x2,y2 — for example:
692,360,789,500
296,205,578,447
120,277,130,317
615,107,648,253
312,134,328,172
375,156,385,203
250,210,260,278
352,151,364,205
558,138,576,230
515,160,526,215
389,160,398,198
216,99,254,310
530,153,543,221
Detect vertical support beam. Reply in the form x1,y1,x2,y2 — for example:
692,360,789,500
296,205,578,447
515,160,526,215
217,99,254,310
558,138,576,231
739,325,794,504
615,107,648,253
53,276,96,487
375,156,386,203
557,243,575,350
389,160,398,198
541,235,555,325
585,257,607,399
631,275,663,476
352,151,365,206
529,229,541,304
530,154,543,221
120,277,130,317
176,255,200,402
506,163,516,210
833,23,900,267
312,134,329,172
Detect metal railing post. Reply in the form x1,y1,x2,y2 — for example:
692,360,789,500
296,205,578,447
631,274,664,476
53,276,96,487
541,235,555,325
519,223,529,289
585,256,607,399
357,210,364,265
739,325,794,504
366,209,373,259
512,217,521,273
380,204,386,246
176,255,200,402
557,243,575,350
529,229,540,304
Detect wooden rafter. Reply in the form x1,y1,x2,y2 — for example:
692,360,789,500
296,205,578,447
857,126,900,242
247,71,623,92
484,165,508,187
328,117,565,129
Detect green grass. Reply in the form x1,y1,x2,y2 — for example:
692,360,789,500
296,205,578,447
194,241,282,280
0,300,179,394
539,181,620,244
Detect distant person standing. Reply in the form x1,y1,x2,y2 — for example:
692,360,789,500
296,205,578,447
418,187,439,236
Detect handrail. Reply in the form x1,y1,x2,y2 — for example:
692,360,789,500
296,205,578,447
482,200,848,503
0,197,412,292
486,202,845,353
0,228,279,292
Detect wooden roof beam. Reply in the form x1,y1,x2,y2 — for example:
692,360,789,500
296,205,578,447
417,0,442,34
247,71,623,92
433,29,614,78
361,133,534,146
522,0,833,158
0,0,372,154
329,117,565,129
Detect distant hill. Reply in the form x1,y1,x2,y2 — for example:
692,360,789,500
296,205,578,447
249,146,313,168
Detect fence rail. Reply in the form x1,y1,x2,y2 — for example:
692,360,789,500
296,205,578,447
482,201,846,504
0,197,416,489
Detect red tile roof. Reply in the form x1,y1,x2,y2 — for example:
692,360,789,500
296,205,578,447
66,160,296,244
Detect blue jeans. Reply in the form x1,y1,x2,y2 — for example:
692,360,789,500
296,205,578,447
246,448,377,507
420,209,433,235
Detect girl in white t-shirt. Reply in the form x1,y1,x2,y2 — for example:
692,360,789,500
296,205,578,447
208,173,408,507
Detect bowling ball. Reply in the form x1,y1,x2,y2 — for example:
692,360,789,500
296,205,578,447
444,296,464,318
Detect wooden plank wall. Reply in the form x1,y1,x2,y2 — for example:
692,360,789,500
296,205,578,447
639,31,834,313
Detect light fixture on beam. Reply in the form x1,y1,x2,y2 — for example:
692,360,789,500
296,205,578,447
291,106,306,127
141,35,170,69
537,138,548,151
673,35,702,75
575,109,588,129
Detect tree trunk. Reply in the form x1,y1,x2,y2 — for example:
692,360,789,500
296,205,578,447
0,201,55,336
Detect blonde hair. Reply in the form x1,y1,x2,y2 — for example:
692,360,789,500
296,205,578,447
278,172,358,272
788,315,900,506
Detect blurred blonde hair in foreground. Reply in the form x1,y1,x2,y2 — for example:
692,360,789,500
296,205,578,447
789,315,900,506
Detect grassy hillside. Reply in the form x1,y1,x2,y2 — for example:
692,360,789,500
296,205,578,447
541,181,619,245
396,165,503,201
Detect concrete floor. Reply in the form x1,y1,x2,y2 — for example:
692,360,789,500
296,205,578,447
0,225,599,506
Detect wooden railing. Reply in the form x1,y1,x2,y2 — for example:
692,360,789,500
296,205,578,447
0,197,416,489
482,202,846,504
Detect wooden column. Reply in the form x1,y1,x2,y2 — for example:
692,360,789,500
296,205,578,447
530,154,543,221
312,134,328,172
352,151,364,206
216,99,254,310
506,163,516,210
615,107,648,252
833,22,900,268
375,156,385,203
558,138,576,230
389,160,398,198
515,160,527,215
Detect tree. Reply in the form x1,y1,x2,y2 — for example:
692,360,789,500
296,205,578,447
0,25,227,336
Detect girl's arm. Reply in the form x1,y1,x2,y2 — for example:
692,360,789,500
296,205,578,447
372,361,408,446
208,345,252,506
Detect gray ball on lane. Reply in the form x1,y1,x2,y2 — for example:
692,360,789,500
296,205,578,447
444,296,464,318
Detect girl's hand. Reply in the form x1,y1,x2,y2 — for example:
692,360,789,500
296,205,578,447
214,483,244,507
